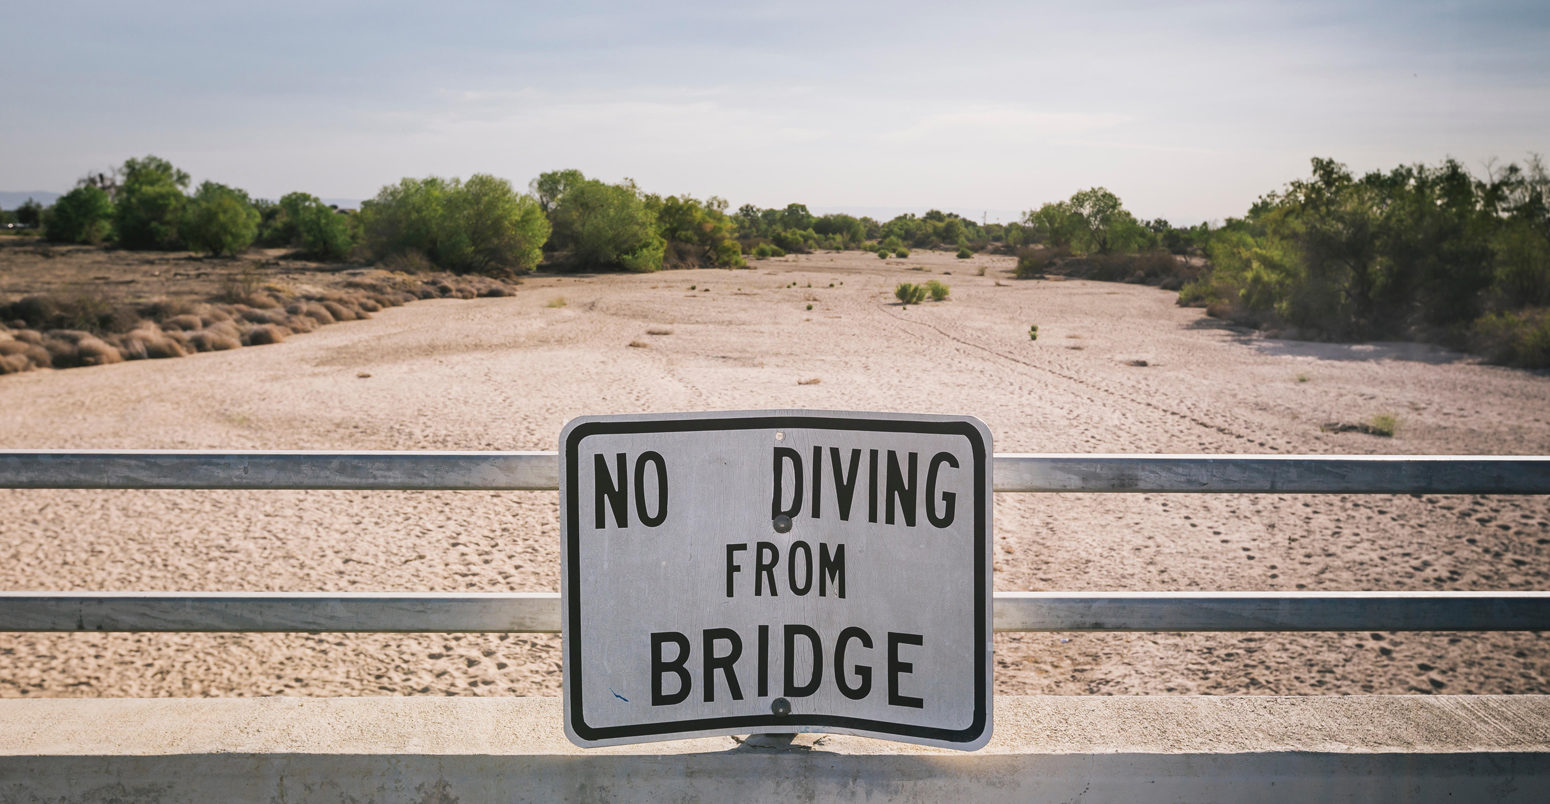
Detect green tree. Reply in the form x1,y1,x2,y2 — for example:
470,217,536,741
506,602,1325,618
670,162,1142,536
43,185,114,244
1066,187,1146,254
14,198,44,228
649,193,744,267
360,175,547,275
437,174,548,274
278,192,356,261
549,178,664,271
115,155,190,249
530,169,586,215
181,181,260,256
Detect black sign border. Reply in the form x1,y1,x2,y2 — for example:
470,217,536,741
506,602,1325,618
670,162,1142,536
564,413,989,745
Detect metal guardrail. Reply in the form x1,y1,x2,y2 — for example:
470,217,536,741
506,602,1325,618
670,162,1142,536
2,450,1549,493
1,450,1547,634
2,591,1548,633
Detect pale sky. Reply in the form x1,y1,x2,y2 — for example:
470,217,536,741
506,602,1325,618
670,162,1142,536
2,0,1546,224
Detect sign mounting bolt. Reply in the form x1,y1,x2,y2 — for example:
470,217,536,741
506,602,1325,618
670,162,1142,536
773,514,793,533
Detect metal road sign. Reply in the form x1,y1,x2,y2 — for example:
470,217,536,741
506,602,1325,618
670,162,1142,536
560,410,993,750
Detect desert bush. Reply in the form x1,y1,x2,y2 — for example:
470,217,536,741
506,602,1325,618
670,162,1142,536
114,155,189,250
360,175,548,276
894,282,926,305
876,250,888,260
1368,413,1399,437
925,280,950,301
956,246,972,259
274,192,356,261
0,294,137,334
894,247,909,258
182,182,260,256
187,328,241,352
1028,324,1039,341
547,176,663,272
751,242,784,259
1471,308,1550,368
44,185,114,244
1015,247,1055,279
770,228,816,254
114,325,186,360
242,324,288,346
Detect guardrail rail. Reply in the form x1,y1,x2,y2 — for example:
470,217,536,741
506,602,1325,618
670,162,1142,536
2,450,1548,634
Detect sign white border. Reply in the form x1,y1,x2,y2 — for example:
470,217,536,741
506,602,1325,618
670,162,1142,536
560,410,993,750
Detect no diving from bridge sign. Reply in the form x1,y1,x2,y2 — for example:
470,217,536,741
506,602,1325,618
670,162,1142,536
560,410,993,750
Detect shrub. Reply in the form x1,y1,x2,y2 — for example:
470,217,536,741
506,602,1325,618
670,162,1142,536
894,282,926,305
894,247,909,258
181,182,260,256
876,250,888,260
360,175,548,275
1015,247,1053,279
1471,308,1550,369
1028,324,1039,341
548,177,663,272
114,155,189,249
925,280,950,301
1367,413,1398,438
280,192,356,261
44,185,114,244
956,246,972,259
751,243,784,259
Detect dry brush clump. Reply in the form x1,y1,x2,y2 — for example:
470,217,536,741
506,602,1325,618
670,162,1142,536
0,270,520,376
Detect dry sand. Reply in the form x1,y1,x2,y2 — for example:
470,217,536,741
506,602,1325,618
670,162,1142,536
1,250,1547,699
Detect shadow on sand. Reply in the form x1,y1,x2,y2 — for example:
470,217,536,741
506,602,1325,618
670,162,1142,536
1185,317,1473,365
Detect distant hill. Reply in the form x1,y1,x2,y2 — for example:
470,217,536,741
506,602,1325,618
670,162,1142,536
0,191,61,209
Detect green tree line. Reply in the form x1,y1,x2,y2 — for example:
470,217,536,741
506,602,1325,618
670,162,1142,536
1179,156,1550,367
22,153,1549,367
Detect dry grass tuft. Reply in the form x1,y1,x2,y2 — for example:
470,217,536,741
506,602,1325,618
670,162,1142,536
646,328,673,336
187,329,241,352
797,377,822,385
162,314,204,331
242,325,288,346
627,340,649,348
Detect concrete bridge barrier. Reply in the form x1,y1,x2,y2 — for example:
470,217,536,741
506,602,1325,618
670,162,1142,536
2,695,1547,802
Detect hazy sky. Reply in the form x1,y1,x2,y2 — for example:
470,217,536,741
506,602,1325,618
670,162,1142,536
2,1,1546,223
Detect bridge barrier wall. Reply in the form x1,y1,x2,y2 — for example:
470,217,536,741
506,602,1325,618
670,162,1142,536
2,695,1548,803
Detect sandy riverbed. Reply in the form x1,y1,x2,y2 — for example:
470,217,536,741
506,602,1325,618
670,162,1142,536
1,250,1547,698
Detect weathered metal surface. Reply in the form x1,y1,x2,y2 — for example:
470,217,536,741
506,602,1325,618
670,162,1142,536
993,454,1550,494
5,592,1549,634
993,592,1550,632
559,411,994,749
0,450,558,490
0,593,562,633
3,451,1548,494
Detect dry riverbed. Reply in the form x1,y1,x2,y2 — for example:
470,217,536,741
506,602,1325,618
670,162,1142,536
1,249,1547,699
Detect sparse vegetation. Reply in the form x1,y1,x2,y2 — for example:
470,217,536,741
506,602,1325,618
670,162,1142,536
0,264,517,376
894,282,926,305
1028,324,1039,341
925,280,950,301
956,246,973,259
1369,413,1398,437
546,297,567,308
